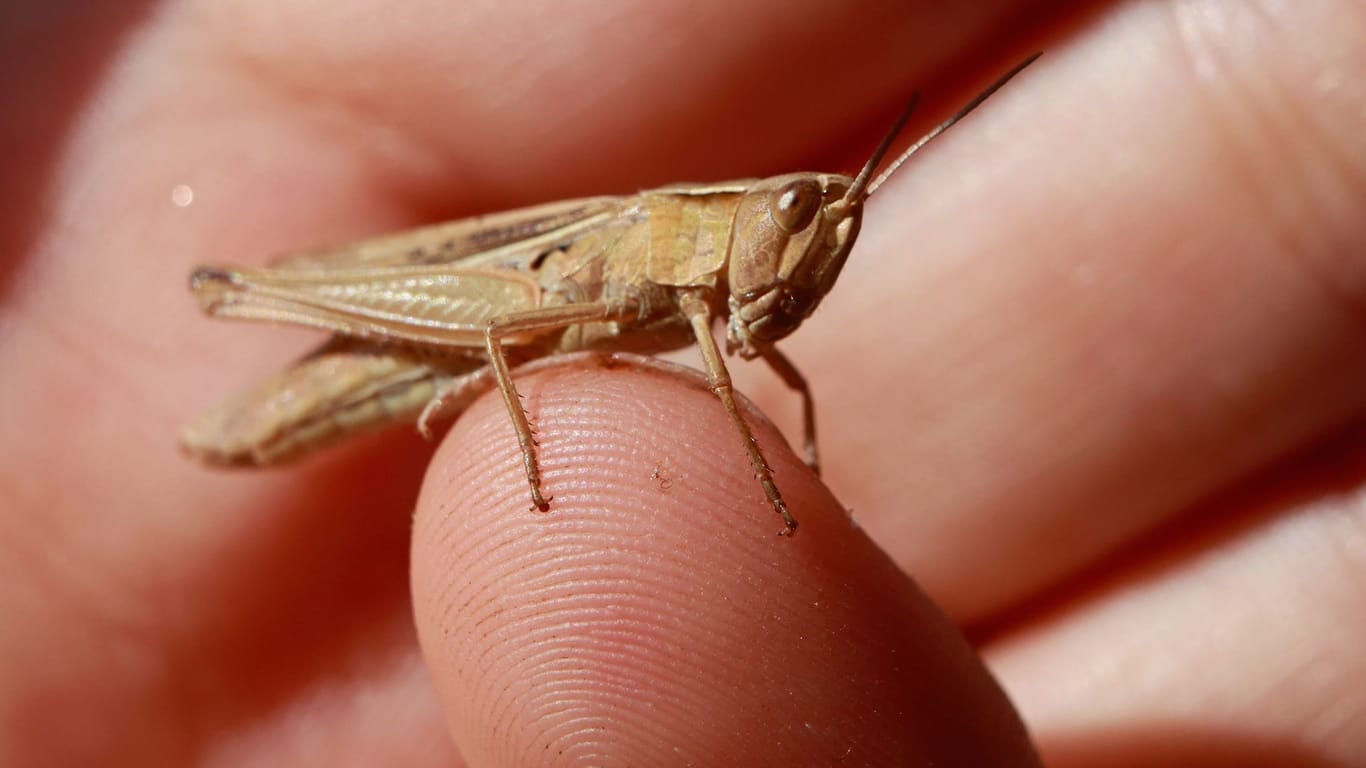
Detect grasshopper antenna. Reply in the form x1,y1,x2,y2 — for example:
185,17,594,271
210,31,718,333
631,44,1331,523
860,52,1042,198
842,92,922,205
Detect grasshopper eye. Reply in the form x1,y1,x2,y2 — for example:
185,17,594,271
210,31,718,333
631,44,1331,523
769,179,822,233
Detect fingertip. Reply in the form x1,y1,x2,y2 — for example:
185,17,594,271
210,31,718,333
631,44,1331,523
411,358,1038,766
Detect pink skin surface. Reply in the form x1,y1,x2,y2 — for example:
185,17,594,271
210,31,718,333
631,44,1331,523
3,1,1365,766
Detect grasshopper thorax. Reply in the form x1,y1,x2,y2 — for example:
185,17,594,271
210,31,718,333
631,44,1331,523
724,172,862,359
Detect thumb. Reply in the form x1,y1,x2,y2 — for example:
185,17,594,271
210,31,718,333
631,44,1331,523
411,356,1039,767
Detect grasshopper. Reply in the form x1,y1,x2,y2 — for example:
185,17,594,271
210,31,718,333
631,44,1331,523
182,55,1038,535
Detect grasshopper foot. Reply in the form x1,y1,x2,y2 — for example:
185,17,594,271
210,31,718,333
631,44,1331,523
774,500,799,537
417,383,462,440
529,486,552,513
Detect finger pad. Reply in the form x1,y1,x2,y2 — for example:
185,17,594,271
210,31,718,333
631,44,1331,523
411,360,1037,766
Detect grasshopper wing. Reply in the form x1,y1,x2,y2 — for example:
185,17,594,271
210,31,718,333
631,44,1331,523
267,196,624,270
189,196,643,346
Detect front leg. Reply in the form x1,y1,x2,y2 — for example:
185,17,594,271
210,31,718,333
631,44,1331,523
759,346,819,475
677,291,798,536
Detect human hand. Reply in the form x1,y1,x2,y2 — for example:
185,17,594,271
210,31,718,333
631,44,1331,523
2,1,1363,766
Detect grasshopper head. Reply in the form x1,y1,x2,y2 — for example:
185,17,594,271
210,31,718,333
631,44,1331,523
724,90,918,361
724,173,863,359
723,53,1039,359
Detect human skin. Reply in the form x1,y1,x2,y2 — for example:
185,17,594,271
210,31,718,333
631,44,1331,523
2,0,1365,766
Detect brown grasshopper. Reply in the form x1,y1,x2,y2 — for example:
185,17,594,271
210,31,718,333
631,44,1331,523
183,55,1038,535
